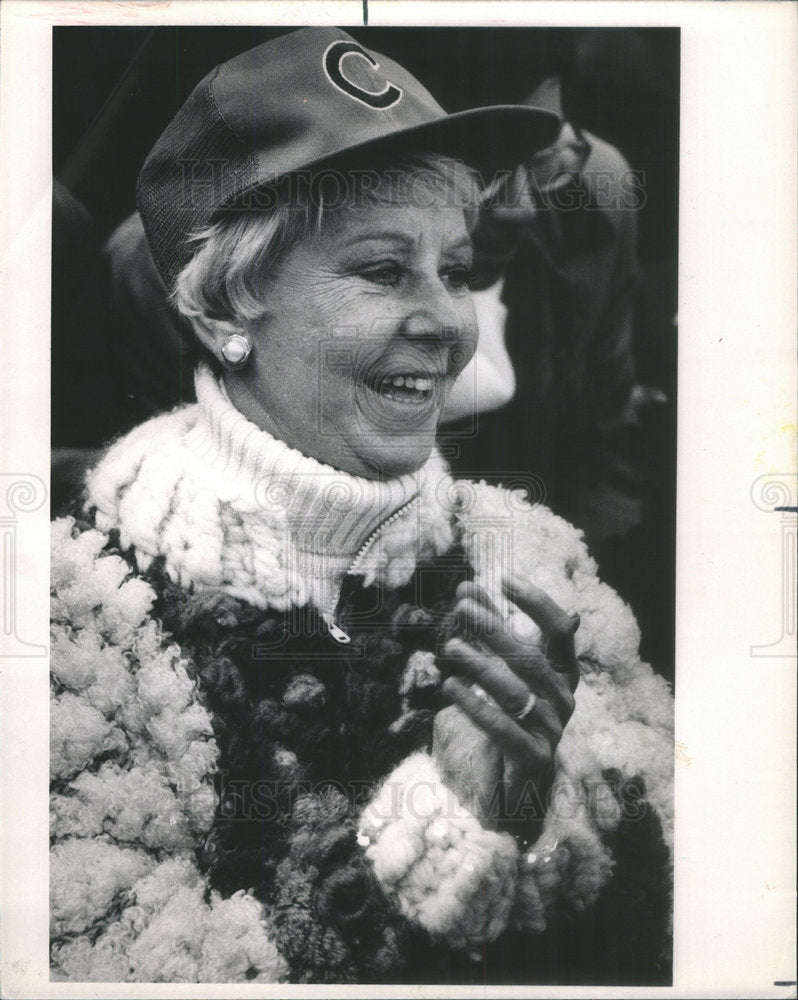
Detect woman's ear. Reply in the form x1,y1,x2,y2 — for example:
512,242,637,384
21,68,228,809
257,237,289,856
190,315,253,371
190,315,244,359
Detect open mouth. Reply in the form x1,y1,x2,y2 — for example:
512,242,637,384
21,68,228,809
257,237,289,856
368,373,439,406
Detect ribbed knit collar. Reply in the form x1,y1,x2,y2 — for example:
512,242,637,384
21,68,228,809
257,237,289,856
87,363,454,615
194,362,430,562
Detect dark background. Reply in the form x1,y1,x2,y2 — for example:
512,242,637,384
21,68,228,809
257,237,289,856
52,26,679,682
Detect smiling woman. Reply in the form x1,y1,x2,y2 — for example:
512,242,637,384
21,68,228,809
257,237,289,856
173,154,481,478
50,26,674,986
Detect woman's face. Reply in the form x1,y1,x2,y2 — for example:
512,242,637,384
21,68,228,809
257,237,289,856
227,196,479,478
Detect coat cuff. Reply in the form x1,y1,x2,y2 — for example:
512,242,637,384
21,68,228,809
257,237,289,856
357,752,518,950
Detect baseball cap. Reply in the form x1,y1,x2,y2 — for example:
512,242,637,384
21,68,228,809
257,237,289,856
137,26,561,289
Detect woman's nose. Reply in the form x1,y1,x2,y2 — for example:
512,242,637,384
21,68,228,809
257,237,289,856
398,286,477,376
401,312,453,340
400,278,462,341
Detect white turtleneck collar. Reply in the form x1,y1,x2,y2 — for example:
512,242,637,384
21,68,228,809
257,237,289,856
87,363,455,614
199,363,423,559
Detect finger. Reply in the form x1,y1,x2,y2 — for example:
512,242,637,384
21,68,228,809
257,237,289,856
454,597,575,717
526,696,565,743
442,675,550,768
502,575,580,690
433,704,503,824
455,580,504,618
478,671,574,736
454,593,506,642
455,594,545,654
502,573,578,640
451,599,575,718
442,637,537,720
433,703,497,757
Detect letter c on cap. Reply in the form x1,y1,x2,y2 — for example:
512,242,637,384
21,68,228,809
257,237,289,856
323,40,403,110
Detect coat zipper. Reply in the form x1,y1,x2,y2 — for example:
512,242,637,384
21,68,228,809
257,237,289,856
322,495,422,644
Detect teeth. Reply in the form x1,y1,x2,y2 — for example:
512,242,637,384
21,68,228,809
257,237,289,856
380,375,434,392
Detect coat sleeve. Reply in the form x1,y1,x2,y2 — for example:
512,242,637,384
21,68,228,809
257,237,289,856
357,752,520,951
49,517,288,983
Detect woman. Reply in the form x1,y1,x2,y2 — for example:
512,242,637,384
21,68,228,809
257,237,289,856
50,28,673,984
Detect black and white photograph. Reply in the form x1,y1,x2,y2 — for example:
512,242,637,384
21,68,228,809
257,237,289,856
0,2,795,997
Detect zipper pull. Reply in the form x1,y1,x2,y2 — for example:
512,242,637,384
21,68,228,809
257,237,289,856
327,621,352,644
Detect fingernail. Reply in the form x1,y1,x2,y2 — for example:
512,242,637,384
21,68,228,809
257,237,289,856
570,613,581,634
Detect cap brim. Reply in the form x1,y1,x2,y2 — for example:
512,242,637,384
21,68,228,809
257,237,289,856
230,105,561,208
329,104,562,181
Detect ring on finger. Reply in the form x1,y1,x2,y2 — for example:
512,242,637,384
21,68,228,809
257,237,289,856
510,691,537,721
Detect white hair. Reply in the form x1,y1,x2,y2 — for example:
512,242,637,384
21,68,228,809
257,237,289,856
172,152,482,332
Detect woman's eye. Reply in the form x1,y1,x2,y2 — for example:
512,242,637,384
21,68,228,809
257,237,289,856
360,263,405,286
357,262,473,291
443,266,474,292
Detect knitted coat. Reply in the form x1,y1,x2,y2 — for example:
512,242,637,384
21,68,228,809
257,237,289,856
50,365,674,985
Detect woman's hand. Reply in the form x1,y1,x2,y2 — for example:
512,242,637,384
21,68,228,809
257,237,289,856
432,576,580,836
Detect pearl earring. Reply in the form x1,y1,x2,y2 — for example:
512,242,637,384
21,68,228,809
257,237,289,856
220,334,252,370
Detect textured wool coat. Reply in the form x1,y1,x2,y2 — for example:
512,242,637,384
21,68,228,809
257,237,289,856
50,365,673,985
